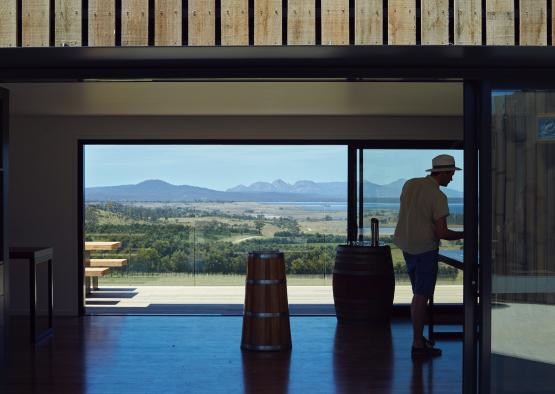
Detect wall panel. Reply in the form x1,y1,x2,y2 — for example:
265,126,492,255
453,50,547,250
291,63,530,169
89,0,116,46
288,0,315,45
454,0,481,45
355,0,382,45
421,0,448,45
122,0,148,46
222,0,249,45
1,3,555,52
155,0,182,46
322,0,349,45
0,0,17,47
23,0,50,47
486,0,514,45
189,0,215,45
520,0,547,46
255,0,282,45
553,3,555,47
55,0,82,46
388,0,416,45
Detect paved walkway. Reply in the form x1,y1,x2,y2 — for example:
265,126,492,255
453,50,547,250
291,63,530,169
86,285,462,314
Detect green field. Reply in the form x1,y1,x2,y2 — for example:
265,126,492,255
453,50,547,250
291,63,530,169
98,272,462,286
86,201,463,281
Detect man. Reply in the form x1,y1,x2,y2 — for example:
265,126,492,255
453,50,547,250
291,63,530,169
393,154,464,359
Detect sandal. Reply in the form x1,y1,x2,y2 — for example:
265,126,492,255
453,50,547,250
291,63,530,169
411,345,442,359
422,336,435,347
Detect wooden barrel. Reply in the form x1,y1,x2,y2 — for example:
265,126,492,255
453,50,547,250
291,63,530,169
241,251,292,351
333,245,395,323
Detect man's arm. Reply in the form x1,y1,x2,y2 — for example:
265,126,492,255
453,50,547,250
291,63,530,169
434,215,464,240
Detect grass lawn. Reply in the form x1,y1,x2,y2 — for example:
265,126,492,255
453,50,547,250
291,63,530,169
99,273,330,286
99,272,462,286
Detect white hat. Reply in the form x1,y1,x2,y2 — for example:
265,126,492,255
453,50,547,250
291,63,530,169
426,154,462,172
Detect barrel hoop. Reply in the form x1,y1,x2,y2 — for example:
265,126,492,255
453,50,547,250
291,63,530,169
246,279,286,285
241,344,291,351
244,311,289,318
333,297,373,304
333,269,375,276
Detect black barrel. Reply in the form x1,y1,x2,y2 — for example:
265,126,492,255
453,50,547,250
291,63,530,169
333,245,395,323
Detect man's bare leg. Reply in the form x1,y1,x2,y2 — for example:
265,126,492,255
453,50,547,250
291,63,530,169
411,294,428,348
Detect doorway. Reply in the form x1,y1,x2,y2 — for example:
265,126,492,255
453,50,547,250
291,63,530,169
3,79,471,393
82,144,465,315
483,88,555,394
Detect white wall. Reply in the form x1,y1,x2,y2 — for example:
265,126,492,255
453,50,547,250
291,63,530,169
7,114,462,315
3,82,463,117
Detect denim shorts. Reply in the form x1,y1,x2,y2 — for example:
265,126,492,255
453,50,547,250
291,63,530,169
403,249,439,297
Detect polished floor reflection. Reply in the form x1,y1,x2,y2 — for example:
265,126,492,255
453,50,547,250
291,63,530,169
1,316,461,393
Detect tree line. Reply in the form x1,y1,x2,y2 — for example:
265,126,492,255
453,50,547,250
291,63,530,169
85,203,459,279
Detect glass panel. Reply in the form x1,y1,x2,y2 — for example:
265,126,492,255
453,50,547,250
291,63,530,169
361,149,464,304
491,90,555,393
84,145,346,312
0,92,5,347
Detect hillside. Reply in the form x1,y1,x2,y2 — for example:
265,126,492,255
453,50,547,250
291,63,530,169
85,178,463,202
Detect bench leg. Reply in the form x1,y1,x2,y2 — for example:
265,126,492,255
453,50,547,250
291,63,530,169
85,277,92,295
92,277,99,291
85,250,91,297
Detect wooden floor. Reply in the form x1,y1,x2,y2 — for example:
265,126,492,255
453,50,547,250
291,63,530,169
0,316,462,394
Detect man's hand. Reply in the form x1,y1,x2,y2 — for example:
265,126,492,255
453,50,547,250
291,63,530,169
434,216,464,240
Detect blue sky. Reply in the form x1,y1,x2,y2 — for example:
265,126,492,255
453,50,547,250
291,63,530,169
85,145,464,192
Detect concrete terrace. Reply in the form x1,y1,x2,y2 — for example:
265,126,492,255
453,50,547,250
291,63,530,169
85,285,463,314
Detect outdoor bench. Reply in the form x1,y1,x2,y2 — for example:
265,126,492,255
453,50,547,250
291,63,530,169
85,267,110,292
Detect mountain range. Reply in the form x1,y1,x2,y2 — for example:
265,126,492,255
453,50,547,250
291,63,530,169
85,179,463,202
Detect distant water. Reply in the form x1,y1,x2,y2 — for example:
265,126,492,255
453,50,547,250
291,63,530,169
260,201,464,215
361,227,395,235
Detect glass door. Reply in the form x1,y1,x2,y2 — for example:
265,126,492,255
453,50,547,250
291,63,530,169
462,81,480,394
355,148,465,305
484,88,555,393
0,87,8,356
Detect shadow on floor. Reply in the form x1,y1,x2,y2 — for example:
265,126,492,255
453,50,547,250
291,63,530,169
86,300,121,306
86,303,336,315
492,353,555,393
87,292,139,299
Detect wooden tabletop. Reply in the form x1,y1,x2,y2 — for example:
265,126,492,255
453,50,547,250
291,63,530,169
85,242,122,251
9,247,53,263
438,249,464,270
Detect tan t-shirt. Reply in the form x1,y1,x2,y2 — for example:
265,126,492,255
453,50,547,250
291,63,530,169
393,175,449,255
